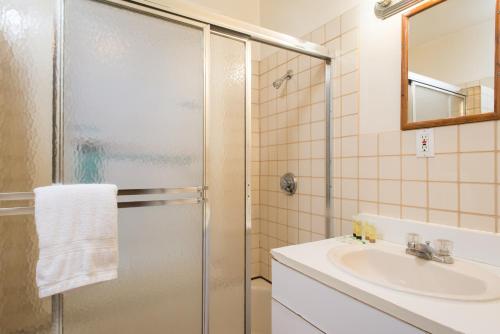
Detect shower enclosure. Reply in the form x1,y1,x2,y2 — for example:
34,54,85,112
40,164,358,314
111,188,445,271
0,0,331,333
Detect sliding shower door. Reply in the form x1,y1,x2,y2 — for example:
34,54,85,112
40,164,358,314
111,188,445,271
61,0,206,333
208,33,248,334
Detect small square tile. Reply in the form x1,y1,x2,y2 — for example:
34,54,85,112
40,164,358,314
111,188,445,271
460,183,495,215
379,180,401,204
435,126,458,153
341,6,359,33
402,155,427,180
402,130,417,155
402,181,426,207
359,201,378,214
341,71,358,95
341,50,358,75
341,157,358,178
341,179,358,199
342,93,358,116
459,122,495,152
379,156,401,180
325,17,341,41
311,84,325,103
359,157,378,179
359,179,377,202
311,64,326,85
311,197,325,215
311,121,326,141
341,199,358,220
359,133,378,156
379,204,400,218
341,115,358,137
428,182,458,211
459,152,495,183
379,131,401,156
311,178,325,197
341,136,358,157
341,28,358,54
312,140,326,159
311,102,325,122
428,154,457,182
311,214,326,234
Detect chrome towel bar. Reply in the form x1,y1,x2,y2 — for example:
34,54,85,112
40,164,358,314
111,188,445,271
0,187,204,217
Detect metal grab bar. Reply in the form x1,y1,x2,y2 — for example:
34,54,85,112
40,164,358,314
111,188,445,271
0,187,204,217
0,187,203,201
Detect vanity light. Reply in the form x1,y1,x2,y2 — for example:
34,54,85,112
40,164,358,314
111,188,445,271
374,0,425,19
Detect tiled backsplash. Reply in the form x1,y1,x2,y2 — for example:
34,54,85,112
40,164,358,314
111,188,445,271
252,4,500,281
338,121,500,239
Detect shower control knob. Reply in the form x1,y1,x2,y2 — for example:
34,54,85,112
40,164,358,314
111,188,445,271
280,173,297,196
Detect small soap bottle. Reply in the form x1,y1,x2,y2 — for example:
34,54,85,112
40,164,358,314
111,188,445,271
355,221,362,240
367,224,377,243
364,223,371,243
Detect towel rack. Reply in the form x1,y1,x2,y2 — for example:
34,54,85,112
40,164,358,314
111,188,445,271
0,187,204,217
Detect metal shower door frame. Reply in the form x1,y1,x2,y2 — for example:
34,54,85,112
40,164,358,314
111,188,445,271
52,0,211,333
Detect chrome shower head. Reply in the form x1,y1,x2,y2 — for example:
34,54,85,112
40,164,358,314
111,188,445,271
272,70,293,89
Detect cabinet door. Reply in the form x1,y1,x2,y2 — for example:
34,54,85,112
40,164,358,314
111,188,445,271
272,300,323,334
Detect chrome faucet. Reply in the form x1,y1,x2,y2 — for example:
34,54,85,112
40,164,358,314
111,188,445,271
406,233,454,264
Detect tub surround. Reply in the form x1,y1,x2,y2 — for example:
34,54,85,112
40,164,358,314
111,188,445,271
271,215,500,334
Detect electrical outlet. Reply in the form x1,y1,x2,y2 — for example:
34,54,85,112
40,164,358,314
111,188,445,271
416,129,434,157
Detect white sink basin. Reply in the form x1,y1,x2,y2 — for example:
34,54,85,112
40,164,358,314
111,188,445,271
327,242,500,301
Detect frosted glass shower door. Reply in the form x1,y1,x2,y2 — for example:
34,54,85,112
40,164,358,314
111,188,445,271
208,33,247,334
61,0,205,333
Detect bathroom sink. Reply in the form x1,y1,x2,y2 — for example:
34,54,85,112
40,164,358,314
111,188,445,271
327,243,500,301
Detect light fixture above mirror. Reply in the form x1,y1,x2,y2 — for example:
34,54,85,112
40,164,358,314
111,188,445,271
374,0,425,19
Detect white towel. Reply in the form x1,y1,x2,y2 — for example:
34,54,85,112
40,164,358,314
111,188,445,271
34,184,118,298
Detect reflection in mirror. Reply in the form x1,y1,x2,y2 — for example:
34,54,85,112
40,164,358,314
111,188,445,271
402,0,499,129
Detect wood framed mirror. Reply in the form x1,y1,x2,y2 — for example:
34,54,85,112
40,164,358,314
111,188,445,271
401,0,500,130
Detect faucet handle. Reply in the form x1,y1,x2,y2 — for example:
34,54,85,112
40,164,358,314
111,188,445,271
434,239,453,256
406,233,421,248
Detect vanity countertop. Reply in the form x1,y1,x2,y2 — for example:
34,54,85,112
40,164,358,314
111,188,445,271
271,238,500,334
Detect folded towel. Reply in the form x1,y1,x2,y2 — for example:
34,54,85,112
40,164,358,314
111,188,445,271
34,184,118,298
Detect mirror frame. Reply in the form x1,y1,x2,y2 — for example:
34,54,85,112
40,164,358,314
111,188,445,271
401,0,500,130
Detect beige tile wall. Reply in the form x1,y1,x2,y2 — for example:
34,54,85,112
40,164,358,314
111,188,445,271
252,4,500,280
255,45,328,280
251,7,360,281
349,122,500,235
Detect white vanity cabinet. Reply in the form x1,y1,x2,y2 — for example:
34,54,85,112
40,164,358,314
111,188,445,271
272,260,425,334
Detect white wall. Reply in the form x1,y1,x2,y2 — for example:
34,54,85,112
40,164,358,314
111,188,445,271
154,0,260,25
181,0,260,25
259,0,359,38
359,0,402,133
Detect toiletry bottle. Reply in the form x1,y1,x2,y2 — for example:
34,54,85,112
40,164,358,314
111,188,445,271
365,223,371,243
368,224,377,243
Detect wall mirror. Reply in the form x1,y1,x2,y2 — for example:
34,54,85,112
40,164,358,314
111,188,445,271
401,0,500,130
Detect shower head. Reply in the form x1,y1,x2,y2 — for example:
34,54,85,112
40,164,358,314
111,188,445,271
272,70,293,89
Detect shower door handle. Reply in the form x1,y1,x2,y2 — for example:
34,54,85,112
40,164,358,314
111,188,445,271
0,187,205,217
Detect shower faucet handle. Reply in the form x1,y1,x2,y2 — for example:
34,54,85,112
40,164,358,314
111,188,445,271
280,173,297,196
